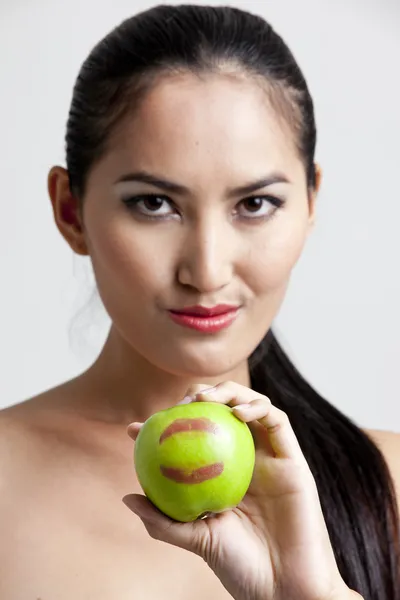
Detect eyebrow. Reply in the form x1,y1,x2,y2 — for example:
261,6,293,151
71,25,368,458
115,170,290,197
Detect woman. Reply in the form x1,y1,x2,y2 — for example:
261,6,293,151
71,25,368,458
0,4,398,599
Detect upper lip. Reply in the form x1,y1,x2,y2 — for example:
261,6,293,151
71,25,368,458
169,304,240,317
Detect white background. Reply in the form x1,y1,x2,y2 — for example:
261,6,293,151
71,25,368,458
1,0,399,431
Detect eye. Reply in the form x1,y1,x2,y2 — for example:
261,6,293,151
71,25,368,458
236,195,285,220
122,194,176,219
122,193,285,221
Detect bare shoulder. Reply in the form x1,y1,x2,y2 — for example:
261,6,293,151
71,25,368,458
364,428,400,446
363,427,400,458
0,386,63,448
0,399,39,467
0,396,54,561
0,375,87,443
0,394,52,495
363,428,400,498
0,382,83,495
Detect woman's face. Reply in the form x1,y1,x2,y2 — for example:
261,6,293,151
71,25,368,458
77,73,317,377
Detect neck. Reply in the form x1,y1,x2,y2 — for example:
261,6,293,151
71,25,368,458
72,325,251,425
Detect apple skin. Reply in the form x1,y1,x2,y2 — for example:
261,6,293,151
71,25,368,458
134,401,255,522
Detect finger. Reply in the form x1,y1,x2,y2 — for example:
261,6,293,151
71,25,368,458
122,493,210,556
231,397,271,421
176,382,218,404
197,382,306,463
238,400,306,462
127,422,143,441
194,380,267,409
195,385,276,456
230,398,276,457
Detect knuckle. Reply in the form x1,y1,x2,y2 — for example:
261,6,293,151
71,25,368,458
279,409,290,422
261,394,272,405
252,395,271,408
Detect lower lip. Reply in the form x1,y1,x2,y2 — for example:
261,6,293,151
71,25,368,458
168,309,239,333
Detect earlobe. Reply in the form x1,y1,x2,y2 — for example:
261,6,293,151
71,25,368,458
47,166,89,256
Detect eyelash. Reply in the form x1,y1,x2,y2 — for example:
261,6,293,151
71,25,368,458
121,194,285,222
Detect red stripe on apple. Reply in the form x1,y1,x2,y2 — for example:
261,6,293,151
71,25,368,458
159,417,224,483
160,462,224,484
159,417,221,444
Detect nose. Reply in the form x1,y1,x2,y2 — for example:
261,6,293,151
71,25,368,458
177,219,233,293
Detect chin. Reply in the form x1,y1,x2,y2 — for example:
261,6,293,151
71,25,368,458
154,342,248,379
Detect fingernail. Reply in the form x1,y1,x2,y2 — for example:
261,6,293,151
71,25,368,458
196,386,218,396
122,496,139,513
232,403,252,412
176,396,194,405
176,386,218,405
122,497,153,522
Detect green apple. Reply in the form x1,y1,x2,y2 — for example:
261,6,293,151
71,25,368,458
134,401,255,522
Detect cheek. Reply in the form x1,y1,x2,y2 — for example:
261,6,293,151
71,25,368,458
243,212,309,293
86,217,173,304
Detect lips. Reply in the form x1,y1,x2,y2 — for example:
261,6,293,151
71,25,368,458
170,304,239,317
159,417,224,484
168,307,240,333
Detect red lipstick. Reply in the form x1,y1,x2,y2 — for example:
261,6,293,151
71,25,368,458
168,304,240,333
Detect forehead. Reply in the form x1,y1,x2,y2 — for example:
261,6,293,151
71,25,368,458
103,72,303,186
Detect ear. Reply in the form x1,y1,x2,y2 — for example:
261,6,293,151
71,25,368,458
307,163,322,231
47,166,89,256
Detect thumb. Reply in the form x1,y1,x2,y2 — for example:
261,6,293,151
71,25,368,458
122,494,210,556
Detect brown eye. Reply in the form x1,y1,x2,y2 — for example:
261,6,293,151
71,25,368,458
237,195,285,219
141,196,165,211
122,194,176,218
242,197,264,212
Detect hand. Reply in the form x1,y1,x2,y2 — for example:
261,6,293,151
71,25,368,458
124,381,359,600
